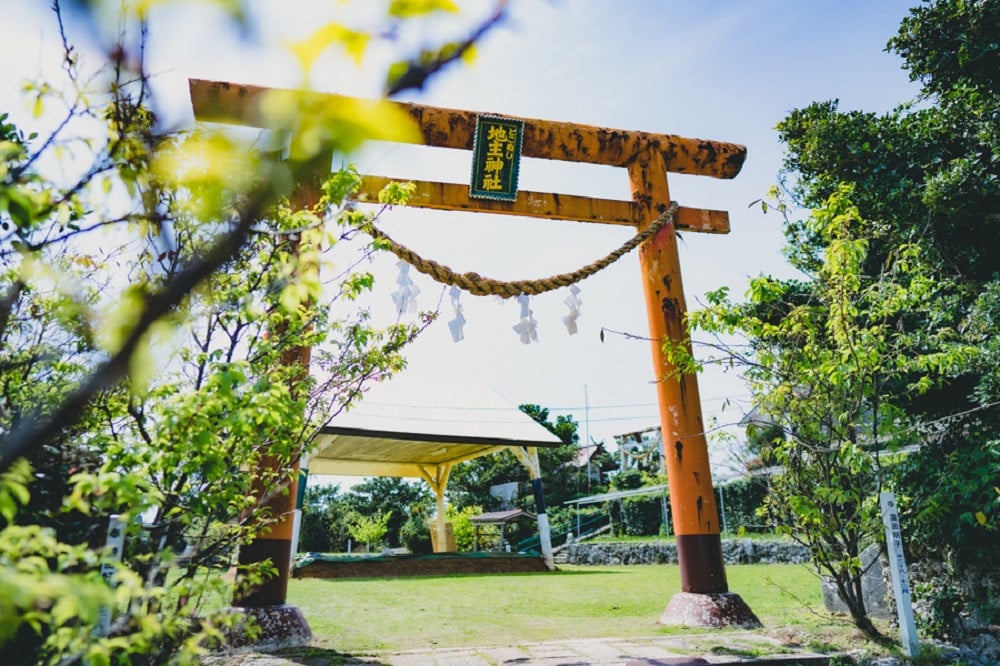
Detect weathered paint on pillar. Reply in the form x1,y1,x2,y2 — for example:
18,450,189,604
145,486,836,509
234,330,309,606
234,159,325,608
235,468,298,606
235,340,311,605
628,147,727,593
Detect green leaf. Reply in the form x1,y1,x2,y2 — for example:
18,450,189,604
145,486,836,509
6,189,33,228
377,180,415,205
288,22,370,70
0,494,15,523
388,0,459,18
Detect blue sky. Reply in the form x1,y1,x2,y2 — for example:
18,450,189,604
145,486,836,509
2,1,921,478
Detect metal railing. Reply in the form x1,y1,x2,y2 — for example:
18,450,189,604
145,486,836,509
515,511,610,555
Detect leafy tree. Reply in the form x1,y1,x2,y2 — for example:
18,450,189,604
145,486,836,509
0,230,113,549
346,477,432,548
347,511,391,552
2,100,423,665
0,1,507,662
609,468,645,491
718,477,769,534
673,186,965,635
744,422,784,469
446,504,485,552
298,485,353,553
398,510,433,554
771,0,1000,638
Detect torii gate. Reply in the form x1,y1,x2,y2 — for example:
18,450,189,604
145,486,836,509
189,78,760,633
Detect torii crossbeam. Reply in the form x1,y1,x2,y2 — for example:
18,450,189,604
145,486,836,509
190,78,761,630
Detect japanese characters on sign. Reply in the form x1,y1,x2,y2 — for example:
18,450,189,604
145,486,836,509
881,493,911,597
470,115,524,201
97,514,126,637
880,491,920,657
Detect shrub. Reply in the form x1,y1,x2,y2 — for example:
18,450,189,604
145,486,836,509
446,505,482,552
719,477,770,533
399,514,432,554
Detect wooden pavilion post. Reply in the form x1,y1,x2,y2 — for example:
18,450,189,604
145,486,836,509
420,463,453,552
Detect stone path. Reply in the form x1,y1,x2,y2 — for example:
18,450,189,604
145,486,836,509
203,633,834,666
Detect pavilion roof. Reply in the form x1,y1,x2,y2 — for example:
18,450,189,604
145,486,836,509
309,382,561,479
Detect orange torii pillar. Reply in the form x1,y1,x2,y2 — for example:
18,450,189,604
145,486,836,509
189,78,759,628
629,147,758,626
228,159,328,647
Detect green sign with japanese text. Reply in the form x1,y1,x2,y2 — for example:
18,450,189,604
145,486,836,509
469,115,524,201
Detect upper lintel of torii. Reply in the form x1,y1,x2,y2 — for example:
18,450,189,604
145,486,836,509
188,78,746,234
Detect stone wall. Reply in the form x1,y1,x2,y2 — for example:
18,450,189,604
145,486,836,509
819,543,892,620
908,557,1000,662
564,538,810,566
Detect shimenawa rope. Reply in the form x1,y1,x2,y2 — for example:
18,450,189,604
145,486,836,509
361,202,680,299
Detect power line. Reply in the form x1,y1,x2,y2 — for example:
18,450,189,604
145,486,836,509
359,394,749,413
546,395,750,411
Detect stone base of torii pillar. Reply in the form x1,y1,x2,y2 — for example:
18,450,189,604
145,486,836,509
222,604,312,651
660,593,762,629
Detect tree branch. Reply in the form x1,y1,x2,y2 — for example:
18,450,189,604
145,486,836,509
0,177,280,472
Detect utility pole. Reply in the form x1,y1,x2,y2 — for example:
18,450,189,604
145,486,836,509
585,385,592,491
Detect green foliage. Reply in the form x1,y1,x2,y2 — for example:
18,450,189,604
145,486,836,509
398,512,433,554
771,0,1000,639
0,459,31,524
348,511,391,552
890,0,1000,100
519,404,581,450
898,434,999,568
609,468,645,491
388,0,459,19
298,485,353,553
346,478,432,548
0,0,498,661
604,470,666,537
675,186,965,635
719,478,769,533
445,504,482,552
0,153,423,661
447,405,582,547
912,581,963,641
744,423,783,468
615,497,665,537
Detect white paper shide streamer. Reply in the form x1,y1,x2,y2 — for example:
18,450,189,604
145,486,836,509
448,286,466,342
391,260,420,315
512,294,538,344
390,271,583,344
562,285,582,335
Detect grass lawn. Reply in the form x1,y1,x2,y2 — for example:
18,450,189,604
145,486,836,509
288,563,886,655
586,532,791,543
